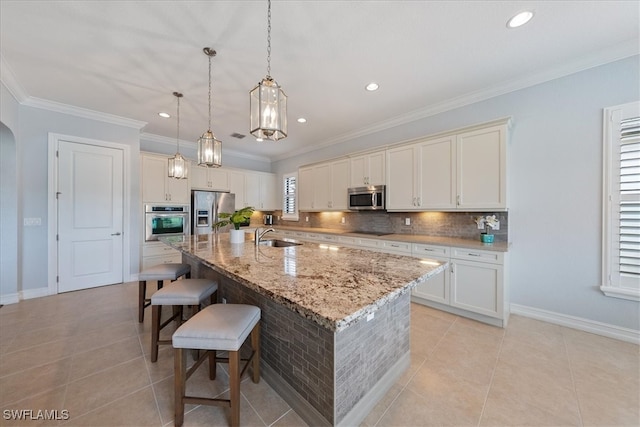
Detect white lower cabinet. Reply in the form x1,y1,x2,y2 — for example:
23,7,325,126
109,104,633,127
412,245,508,327
141,242,182,270
412,244,450,305
450,257,503,319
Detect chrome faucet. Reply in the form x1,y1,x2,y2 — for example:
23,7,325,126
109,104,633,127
255,227,275,246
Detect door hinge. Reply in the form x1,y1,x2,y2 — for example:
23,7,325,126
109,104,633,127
56,234,59,241
56,192,61,199
56,150,59,158
56,276,59,283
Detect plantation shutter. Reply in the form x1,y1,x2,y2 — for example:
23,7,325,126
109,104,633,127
283,174,297,218
602,101,640,301
618,116,640,285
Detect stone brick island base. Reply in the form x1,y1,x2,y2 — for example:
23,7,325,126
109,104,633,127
185,256,411,427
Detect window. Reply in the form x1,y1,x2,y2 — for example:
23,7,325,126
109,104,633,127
282,172,298,220
602,101,640,301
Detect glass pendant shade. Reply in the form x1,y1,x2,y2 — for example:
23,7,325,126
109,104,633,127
250,77,287,141
197,130,222,167
168,153,188,179
168,91,188,179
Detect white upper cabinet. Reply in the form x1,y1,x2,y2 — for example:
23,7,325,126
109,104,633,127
298,166,315,211
386,144,418,210
191,163,229,191
141,153,190,204
228,171,246,210
298,159,350,211
386,120,508,211
417,136,457,209
225,170,276,211
349,150,385,187
456,124,507,210
330,159,349,210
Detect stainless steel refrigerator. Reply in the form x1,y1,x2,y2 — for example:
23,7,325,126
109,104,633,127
191,190,236,235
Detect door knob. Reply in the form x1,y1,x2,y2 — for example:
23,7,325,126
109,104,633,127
111,232,122,236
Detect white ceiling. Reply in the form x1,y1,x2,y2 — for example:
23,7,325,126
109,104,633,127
1,1,638,162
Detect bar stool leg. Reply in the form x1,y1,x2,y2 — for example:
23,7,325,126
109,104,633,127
229,350,241,427
174,347,186,427
138,280,147,323
151,305,161,363
209,350,217,380
251,323,260,383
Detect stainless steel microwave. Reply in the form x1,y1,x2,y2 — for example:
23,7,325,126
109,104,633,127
348,185,386,211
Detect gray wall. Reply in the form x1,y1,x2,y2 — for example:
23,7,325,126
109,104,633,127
273,56,640,331
17,106,142,293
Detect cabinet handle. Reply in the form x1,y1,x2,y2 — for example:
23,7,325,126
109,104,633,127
111,232,122,236
457,195,461,206
451,264,454,274
417,197,421,206
468,253,481,257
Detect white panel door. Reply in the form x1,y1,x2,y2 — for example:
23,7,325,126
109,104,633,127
58,141,124,292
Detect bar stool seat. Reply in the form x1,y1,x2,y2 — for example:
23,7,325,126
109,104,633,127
150,278,217,362
173,304,261,427
138,263,191,323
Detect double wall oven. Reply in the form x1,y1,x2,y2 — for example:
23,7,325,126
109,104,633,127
144,204,190,242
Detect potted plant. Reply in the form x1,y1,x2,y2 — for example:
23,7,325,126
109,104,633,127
213,206,255,243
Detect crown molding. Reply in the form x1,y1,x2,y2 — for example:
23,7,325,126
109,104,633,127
140,132,272,163
22,97,147,130
271,40,640,162
0,53,27,103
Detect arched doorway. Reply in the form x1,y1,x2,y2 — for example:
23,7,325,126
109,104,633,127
0,122,18,303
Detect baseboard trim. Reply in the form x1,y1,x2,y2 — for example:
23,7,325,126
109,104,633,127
510,303,640,345
0,293,19,305
20,287,52,301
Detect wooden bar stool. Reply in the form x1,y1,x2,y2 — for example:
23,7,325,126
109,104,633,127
172,304,261,427
138,263,191,323
150,278,218,362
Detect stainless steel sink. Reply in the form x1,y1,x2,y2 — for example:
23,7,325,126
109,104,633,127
258,239,302,248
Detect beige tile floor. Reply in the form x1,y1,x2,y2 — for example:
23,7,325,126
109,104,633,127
0,281,638,426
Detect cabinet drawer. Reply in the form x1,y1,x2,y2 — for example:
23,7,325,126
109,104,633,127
318,234,338,242
412,243,450,258
381,240,412,254
143,243,181,257
357,238,381,249
338,236,358,246
451,247,503,264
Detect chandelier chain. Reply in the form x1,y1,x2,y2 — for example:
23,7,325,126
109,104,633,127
176,94,180,151
208,54,212,130
266,0,271,78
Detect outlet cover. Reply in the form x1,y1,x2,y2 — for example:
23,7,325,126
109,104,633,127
341,217,345,224
405,218,411,226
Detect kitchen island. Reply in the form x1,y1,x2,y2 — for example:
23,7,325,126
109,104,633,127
160,232,446,426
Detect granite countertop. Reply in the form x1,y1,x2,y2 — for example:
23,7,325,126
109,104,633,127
160,233,447,332
270,225,510,252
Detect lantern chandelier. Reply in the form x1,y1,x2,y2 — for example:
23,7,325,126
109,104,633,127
197,47,222,167
168,91,188,179
250,0,287,141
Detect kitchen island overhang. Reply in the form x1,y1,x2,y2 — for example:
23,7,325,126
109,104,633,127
160,233,447,426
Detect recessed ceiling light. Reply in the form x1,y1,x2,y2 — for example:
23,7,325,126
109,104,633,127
297,118,307,123
158,112,170,118
507,10,534,28
256,138,264,142
365,82,379,91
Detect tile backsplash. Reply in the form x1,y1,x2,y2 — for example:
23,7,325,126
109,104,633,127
258,210,508,242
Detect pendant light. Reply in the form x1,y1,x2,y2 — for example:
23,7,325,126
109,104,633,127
168,91,188,179
250,0,287,141
197,47,222,167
